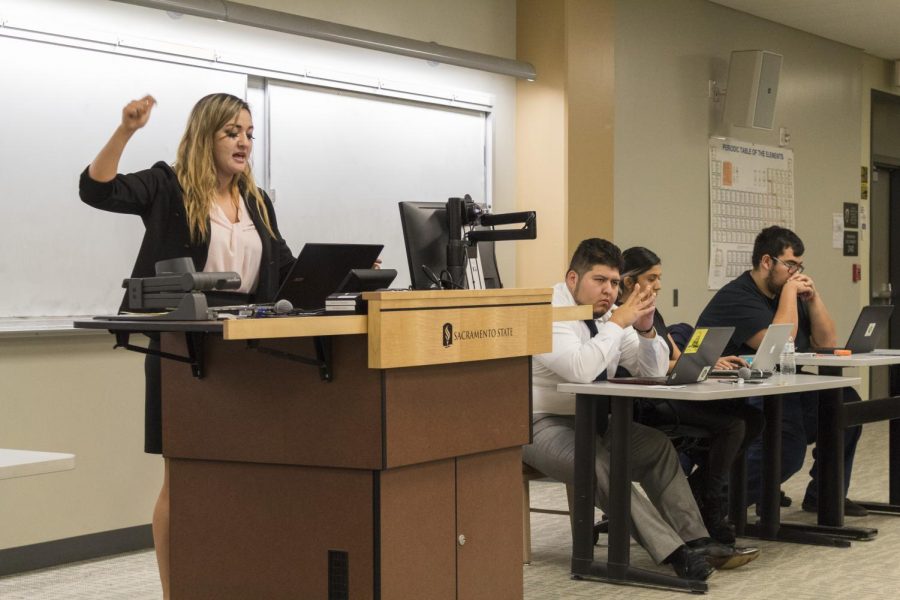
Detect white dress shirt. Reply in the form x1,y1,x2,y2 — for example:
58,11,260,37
531,281,670,416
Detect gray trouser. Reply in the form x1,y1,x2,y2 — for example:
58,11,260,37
522,414,708,563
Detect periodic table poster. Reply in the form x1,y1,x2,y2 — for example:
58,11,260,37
707,138,794,289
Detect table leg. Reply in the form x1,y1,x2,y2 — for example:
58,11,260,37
729,451,747,536
858,418,900,514
742,394,851,547
890,417,900,505
855,362,900,512
571,393,597,575
810,368,878,540
606,395,633,574
817,367,845,526
571,395,707,593
758,394,782,539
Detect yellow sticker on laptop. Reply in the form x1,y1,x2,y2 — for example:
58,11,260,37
684,328,708,354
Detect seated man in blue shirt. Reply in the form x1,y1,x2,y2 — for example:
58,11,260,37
525,238,759,581
696,226,864,515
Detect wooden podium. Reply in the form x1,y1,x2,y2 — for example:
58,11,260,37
153,289,586,600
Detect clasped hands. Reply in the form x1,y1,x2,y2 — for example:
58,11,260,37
785,273,817,301
610,283,656,335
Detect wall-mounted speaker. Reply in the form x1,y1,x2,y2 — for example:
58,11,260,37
723,50,783,130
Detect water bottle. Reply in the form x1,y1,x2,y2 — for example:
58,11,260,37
779,338,796,376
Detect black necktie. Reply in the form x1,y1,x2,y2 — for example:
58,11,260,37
583,319,607,381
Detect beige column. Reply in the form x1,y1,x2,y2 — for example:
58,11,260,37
516,0,615,287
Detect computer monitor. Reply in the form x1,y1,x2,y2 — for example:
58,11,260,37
398,201,501,290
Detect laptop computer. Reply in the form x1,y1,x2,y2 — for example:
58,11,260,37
335,268,398,293
607,326,735,386
709,323,793,379
275,243,384,311
812,305,894,354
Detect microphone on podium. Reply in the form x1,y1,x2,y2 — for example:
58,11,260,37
273,299,294,314
253,299,294,317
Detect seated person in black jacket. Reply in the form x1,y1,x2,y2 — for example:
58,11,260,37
619,247,764,543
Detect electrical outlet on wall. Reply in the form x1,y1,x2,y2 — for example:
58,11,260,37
779,126,791,146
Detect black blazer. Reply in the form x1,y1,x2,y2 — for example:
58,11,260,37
79,162,295,305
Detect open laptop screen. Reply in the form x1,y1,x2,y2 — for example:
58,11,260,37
275,243,383,310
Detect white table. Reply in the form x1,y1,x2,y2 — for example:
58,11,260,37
0,449,75,480
795,352,900,369
557,374,859,592
795,351,900,530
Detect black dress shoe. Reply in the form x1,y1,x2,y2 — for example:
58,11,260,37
665,545,715,581
801,497,868,517
687,538,760,570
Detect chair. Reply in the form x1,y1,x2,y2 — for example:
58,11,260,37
522,463,573,564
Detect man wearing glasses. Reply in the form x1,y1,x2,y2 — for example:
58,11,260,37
696,226,864,516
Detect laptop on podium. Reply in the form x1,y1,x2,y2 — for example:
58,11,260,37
275,243,383,311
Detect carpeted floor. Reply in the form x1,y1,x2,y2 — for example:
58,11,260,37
1,421,898,599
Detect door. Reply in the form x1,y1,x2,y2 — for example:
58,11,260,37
870,165,894,399
456,447,524,600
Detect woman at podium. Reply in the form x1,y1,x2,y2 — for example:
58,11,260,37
79,93,295,599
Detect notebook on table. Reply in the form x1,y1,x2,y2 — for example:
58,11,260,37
709,323,793,379
811,305,894,354
607,326,734,386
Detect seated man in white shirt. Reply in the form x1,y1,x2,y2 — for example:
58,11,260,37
524,238,758,580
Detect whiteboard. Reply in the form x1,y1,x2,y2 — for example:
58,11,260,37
267,82,488,289
0,36,246,317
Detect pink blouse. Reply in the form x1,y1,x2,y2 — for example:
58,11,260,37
203,200,263,294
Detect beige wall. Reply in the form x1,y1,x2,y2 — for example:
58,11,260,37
566,0,616,259
515,0,568,287
612,0,864,339
1,0,517,552
516,0,867,329
1,334,156,549
241,0,515,58
516,0,615,287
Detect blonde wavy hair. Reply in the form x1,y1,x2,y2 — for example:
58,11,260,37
175,93,276,243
